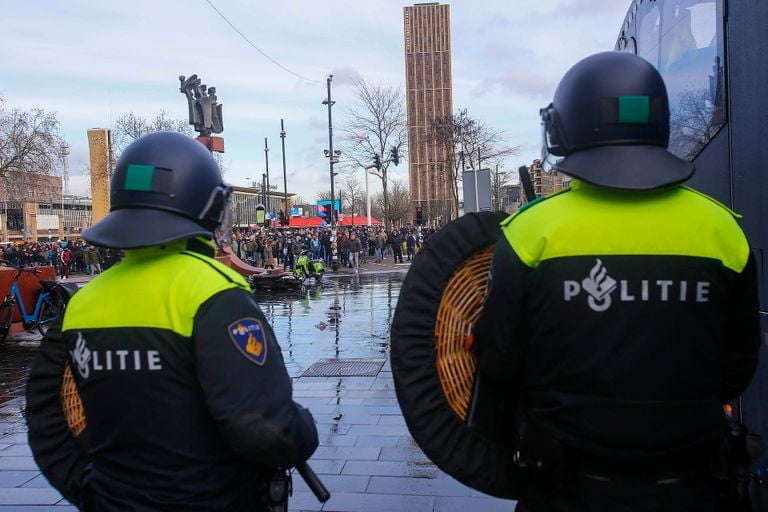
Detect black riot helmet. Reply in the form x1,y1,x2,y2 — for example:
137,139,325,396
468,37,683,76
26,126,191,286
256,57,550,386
83,132,231,249
541,51,694,190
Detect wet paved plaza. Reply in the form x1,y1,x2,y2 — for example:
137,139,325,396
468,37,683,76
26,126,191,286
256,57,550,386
0,270,514,511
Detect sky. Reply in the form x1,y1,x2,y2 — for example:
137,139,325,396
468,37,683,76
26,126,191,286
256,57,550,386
1,0,630,206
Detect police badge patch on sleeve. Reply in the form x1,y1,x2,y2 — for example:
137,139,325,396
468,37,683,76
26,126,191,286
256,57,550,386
228,318,268,366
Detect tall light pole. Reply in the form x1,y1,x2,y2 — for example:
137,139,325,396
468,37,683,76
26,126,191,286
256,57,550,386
365,167,371,227
322,74,341,271
264,138,270,215
262,173,267,206
280,119,289,224
323,75,337,226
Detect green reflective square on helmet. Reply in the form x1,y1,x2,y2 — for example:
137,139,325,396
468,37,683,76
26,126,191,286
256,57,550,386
124,164,155,191
618,96,650,123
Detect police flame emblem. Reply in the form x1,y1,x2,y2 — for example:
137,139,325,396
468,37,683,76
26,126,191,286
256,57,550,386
69,332,92,379
228,318,268,365
581,259,617,312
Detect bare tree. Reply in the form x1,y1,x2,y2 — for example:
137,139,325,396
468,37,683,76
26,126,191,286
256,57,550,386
340,78,407,230
386,179,412,227
341,174,366,218
113,110,230,176
0,97,67,203
372,180,411,227
429,108,518,218
113,110,192,153
491,166,514,211
669,89,722,160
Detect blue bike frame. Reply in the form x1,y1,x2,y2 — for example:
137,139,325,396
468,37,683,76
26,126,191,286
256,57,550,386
9,279,57,329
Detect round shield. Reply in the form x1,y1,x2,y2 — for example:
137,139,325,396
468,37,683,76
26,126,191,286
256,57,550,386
391,211,520,499
25,328,89,507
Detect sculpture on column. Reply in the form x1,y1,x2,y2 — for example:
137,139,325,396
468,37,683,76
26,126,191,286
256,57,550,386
179,75,224,149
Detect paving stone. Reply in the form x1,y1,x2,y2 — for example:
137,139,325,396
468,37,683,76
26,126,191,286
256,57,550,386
0,470,40,487
314,423,351,436
0,488,62,505
359,406,403,416
377,416,406,426
317,434,358,447
293,390,342,398
347,424,410,436
320,491,434,512
0,507,76,511
433,496,516,511
367,476,472,497
0,444,32,456
292,474,369,494
312,446,381,461
0,434,28,444
325,397,365,406
305,459,346,475
312,413,381,426
20,473,55,488
0,422,27,435
0,456,39,470
378,447,431,462
341,460,439,479
361,397,399,406
354,436,403,448
286,490,323,511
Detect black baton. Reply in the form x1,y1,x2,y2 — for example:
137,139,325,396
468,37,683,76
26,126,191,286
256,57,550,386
296,462,330,503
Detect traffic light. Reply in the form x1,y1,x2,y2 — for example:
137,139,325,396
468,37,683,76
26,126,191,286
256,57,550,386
416,206,423,226
390,147,400,166
373,154,381,170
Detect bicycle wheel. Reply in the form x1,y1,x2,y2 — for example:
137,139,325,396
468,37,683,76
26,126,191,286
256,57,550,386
0,299,14,344
37,296,64,337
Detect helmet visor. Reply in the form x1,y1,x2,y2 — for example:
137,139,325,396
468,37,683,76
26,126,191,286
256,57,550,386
213,186,233,248
540,122,562,173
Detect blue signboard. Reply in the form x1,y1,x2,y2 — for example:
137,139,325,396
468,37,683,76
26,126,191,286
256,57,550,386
317,200,340,218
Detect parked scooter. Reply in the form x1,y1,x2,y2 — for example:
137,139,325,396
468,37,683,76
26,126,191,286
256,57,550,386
294,250,325,282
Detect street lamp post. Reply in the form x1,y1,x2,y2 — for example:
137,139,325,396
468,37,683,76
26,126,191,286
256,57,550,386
264,138,270,215
324,76,336,227
365,167,371,227
322,74,340,271
280,119,289,225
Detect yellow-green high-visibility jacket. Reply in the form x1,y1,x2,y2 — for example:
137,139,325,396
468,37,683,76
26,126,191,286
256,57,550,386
61,238,317,511
473,180,760,461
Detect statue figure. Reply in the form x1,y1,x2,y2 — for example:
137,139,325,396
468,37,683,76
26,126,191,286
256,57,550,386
179,75,224,135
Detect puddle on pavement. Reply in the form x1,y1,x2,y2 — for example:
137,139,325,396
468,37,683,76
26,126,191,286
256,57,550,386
253,273,404,377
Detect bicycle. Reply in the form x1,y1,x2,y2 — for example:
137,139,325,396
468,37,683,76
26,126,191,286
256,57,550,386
0,265,68,343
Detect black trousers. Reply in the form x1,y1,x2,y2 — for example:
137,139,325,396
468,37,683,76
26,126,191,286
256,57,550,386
515,469,727,512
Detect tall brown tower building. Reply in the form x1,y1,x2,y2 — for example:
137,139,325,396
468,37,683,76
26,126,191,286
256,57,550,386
403,3,454,222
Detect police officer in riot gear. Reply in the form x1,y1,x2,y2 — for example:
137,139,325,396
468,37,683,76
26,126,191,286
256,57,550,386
62,132,318,510
473,52,760,511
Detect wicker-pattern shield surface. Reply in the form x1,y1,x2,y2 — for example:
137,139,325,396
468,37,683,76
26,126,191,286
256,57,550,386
435,247,493,420
25,327,90,507
390,212,520,499
61,364,86,436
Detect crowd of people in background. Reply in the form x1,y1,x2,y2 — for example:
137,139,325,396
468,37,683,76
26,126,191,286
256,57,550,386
0,239,122,279
230,224,439,273
0,224,440,280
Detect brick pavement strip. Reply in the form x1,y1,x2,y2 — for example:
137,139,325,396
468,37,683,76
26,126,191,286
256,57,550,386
0,488,63,505
321,491,435,512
